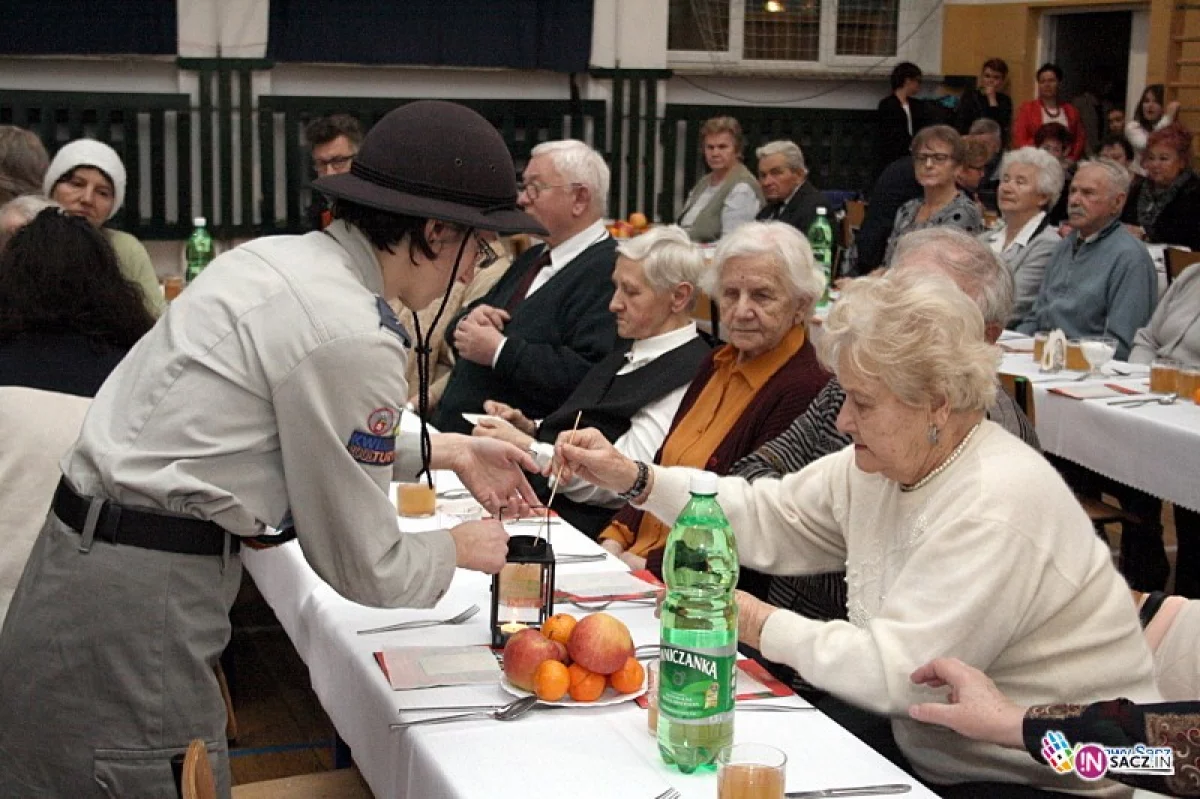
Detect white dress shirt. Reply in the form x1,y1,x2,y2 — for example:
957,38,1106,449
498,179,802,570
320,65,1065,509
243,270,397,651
531,322,700,506
985,211,1046,257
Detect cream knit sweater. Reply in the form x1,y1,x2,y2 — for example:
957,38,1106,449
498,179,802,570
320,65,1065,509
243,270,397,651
640,421,1159,795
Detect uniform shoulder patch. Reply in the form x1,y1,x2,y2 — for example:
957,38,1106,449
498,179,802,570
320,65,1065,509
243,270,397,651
347,429,396,466
376,296,411,348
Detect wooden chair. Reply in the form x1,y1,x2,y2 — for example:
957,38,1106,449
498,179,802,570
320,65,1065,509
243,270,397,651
840,199,866,252
179,739,373,799
1165,248,1200,286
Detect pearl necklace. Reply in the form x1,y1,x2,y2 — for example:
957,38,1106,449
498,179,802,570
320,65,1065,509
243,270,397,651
900,422,982,493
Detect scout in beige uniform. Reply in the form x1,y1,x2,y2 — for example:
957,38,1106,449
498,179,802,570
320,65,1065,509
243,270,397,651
0,101,546,798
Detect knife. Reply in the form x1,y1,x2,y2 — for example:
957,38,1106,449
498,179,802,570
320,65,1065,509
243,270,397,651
786,784,912,798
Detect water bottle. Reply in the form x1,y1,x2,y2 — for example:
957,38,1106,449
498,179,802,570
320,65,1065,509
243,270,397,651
185,217,215,284
657,471,738,773
807,206,834,307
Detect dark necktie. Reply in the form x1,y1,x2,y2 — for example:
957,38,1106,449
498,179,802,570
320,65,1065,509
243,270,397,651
505,247,553,312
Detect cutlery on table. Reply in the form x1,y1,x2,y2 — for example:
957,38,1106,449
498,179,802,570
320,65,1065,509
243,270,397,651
389,695,538,729
785,784,912,798
565,596,658,611
356,604,480,635
1107,392,1177,408
436,488,472,499
652,790,681,799
736,703,817,713
555,553,608,564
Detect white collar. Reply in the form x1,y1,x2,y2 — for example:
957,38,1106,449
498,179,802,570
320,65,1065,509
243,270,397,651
624,322,699,369
1004,211,1047,251
548,219,608,271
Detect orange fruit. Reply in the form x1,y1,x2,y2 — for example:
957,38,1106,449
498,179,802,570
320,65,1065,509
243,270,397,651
533,659,571,702
567,663,607,702
609,657,645,695
541,613,577,646
1193,387,1200,405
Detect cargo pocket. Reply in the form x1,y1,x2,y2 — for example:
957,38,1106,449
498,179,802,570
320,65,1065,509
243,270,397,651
93,741,221,799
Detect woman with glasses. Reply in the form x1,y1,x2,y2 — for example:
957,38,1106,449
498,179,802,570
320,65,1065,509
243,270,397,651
882,125,983,267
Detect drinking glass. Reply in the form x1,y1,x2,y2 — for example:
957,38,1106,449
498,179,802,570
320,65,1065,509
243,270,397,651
1032,331,1048,363
1179,365,1200,403
396,481,437,518
646,659,660,735
1079,335,1117,378
717,743,786,799
1150,358,1180,394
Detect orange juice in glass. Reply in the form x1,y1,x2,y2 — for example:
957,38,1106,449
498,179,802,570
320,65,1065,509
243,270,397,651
1150,359,1180,394
1178,366,1200,403
396,482,436,517
163,276,184,301
1065,340,1088,372
717,744,786,799
1032,332,1048,363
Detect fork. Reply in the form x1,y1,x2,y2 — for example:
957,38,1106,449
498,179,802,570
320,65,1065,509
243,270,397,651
356,604,480,635
653,789,681,799
565,597,658,611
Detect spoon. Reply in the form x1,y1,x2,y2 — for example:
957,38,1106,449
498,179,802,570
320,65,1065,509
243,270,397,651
389,695,538,729
1108,392,1178,408
357,604,480,635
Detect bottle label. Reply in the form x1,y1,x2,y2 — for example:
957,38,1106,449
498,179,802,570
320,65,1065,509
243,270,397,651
658,643,736,720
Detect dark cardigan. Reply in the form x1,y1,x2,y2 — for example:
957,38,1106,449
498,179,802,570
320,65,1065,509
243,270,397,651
432,238,621,434
616,334,832,597
1121,172,1200,252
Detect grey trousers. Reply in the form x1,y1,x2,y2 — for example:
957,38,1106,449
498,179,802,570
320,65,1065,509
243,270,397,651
0,512,242,798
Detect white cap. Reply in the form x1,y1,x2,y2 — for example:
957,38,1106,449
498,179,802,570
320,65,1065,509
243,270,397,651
689,471,719,495
193,217,207,227
43,139,127,221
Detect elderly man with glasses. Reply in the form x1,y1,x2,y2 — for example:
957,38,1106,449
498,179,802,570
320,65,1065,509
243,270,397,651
432,139,621,434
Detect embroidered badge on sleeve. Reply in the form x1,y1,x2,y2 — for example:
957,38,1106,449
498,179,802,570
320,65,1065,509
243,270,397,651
347,429,396,466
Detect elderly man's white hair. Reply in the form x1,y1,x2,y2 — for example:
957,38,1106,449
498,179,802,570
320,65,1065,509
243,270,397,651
890,226,1014,330
1075,157,1132,197
755,140,807,173
529,139,610,217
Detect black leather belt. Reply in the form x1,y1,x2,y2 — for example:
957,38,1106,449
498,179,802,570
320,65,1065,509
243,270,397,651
52,478,238,557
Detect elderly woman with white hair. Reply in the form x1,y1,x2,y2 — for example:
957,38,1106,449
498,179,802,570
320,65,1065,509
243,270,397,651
590,221,830,583
556,270,1159,795
473,225,712,537
978,147,1065,327
43,139,164,317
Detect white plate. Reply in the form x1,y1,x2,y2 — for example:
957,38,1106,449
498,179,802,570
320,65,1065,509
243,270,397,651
500,673,646,707
461,413,510,428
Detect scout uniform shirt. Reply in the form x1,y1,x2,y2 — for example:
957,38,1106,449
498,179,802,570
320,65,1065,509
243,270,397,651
62,220,455,608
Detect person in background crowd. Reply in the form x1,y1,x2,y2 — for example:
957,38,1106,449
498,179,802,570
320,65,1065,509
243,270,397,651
0,100,544,798
432,139,621,434
1016,159,1157,361
0,194,55,251
42,139,165,318
1121,123,1200,251
753,139,828,235
1126,84,1179,166
909,657,1198,797
473,225,711,537
980,148,1065,327
846,154,922,275
881,125,983,266
1013,64,1085,162
1107,107,1127,137
877,62,927,176
1099,134,1136,174
955,58,1013,145
677,116,763,243
957,135,996,211
594,221,829,588
557,270,1158,798
1035,123,1076,225
0,206,154,397
0,125,48,205
305,113,363,230
968,119,1004,213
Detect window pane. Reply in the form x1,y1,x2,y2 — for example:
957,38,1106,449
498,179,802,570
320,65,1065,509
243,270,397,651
669,0,730,52
836,0,898,56
743,0,821,62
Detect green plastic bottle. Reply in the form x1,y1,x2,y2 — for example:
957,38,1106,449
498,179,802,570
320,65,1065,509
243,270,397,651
657,471,738,773
185,216,215,284
807,206,834,308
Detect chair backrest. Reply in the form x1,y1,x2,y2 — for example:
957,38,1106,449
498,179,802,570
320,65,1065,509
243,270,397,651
841,199,867,250
180,739,217,799
1165,248,1200,286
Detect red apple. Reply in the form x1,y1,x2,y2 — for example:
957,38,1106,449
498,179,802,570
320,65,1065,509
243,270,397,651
503,628,568,690
567,612,634,675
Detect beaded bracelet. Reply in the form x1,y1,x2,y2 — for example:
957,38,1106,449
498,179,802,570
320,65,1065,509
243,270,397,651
616,460,649,502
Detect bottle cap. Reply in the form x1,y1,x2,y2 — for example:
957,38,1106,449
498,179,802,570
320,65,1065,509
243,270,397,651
193,217,207,227
689,471,719,495
816,206,827,215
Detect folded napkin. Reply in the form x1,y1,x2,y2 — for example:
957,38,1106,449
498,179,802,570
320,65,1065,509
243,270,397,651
1048,383,1143,400
375,645,500,691
635,659,796,709
555,570,662,602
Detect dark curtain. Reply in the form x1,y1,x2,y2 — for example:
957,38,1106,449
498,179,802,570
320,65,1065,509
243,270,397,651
1,0,176,55
267,0,593,73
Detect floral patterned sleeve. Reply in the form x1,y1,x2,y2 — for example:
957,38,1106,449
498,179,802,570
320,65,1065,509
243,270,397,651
1023,700,1200,796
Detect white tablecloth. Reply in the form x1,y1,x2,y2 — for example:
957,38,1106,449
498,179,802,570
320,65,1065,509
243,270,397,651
999,346,1200,512
242,475,936,799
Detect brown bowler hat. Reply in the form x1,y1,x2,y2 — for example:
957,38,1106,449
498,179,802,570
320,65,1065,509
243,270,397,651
314,101,546,236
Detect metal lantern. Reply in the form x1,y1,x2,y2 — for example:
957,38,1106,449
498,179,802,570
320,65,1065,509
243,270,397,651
490,534,556,648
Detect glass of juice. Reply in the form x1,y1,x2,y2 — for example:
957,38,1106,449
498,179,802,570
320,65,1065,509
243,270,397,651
1150,359,1180,394
1032,332,1048,363
717,744,786,799
1178,366,1200,403
396,482,437,518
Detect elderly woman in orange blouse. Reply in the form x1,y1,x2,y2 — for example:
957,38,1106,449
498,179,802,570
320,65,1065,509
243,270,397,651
597,221,830,595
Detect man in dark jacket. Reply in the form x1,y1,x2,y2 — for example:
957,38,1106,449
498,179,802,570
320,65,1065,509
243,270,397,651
432,140,620,434
754,140,829,236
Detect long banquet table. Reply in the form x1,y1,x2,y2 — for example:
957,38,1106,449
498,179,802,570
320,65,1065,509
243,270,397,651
242,474,937,799
997,337,1200,513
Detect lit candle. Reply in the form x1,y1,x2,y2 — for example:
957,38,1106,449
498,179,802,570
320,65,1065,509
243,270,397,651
500,621,527,639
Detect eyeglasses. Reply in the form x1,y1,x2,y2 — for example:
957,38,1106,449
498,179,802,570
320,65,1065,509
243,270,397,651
313,154,355,172
516,181,579,201
913,152,954,166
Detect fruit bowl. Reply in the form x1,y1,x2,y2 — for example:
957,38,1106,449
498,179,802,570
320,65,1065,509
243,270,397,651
500,674,646,708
